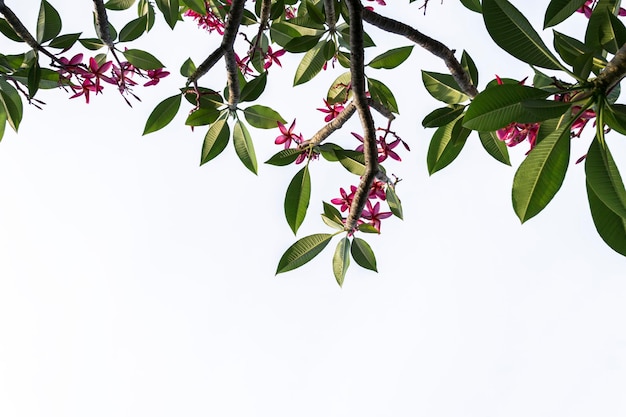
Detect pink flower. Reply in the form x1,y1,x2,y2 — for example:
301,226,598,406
353,132,406,163
361,200,392,233
331,186,357,212
369,180,386,201
235,53,253,76
184,6,225,34
317,99,344,122
70,78,102,103
497,123,540,149
577,1,626,18
285,6,297,19
144,68,170,86
570,106,596,137
275,119,303,149
84,57,115,90
264,47,286,69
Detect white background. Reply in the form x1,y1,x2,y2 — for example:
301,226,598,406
1,1,625,416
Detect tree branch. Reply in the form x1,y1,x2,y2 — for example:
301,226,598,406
324,0,337,32
92,0,114,48
301,102,357,148
344,0,379,232
362,7,478,98
593,42,626,93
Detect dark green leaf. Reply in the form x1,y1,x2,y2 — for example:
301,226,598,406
240,72,267,102
305,0,326,25
276,233,333,274
123,49,164,70
333,237,351,287
368,46,413,70
0,78,23,132
294,41,326,86
427,117,471,175
544,0,587,28
155,0,180,29
335,149,366,176
460,0,482,13
367,77,398,113
243,105,286,129
586,181,626,256
478,131,511,166
284,166,311,234
0,19,24,42
604,103,626,134
461,50,479,86
585,0,623,51
79,38,106,50
386,185,403,219
585,137,626,218
351,237,377,272
180,57,196,77
27,60,41,98
201,115,229,165
327,71,352,105
512,122,571,222
185,106,220,126
482,0,564,70
265,148,302,166
322,201,344,227
48,32,82,50
421,71,469,105
181,0,207,15
105,0,136,10
422,105,465,128
0,106,7,142
233,120,258,174
119,15,148,42
37,0,62,43
521,99,572,120
143,94,181,135
601,10,626,54
283,35,322,53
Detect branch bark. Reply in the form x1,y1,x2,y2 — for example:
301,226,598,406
593,42,626,93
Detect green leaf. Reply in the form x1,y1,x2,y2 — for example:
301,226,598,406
181,0,207,15
233,120,258,174
305,0,326,25
0,78,23,132
48,32,82,50
119,15,148,42
427,117,471,175
604,103,626,134
585,0,623,52
276,233,333,274
422,105,465,128
335,149,366,176
327,71,352,105
185,106,220,126
368,46,413,69
512,122,571,222
367,77,398,114
357,224,380,234
482,0,564,70
544,0,587,28
478,131,511,166
586,181,626,256
332,237,351,287
0,19,24,42
421,71,469,105
386,185,403,219
240,72,267,102
265,148,302,166
460,0,482,13
105,0,136,10
10,68,60,89
180,57,196,77
521,99,572,120
243,105,286,129
351,237,377,272
143,94,181,135
155,0,180,29
322,201,344,229
37,0,62,43
79,38,106,50
600,11,626,54
270,22,323,47
461,50,479,86
284,35,322,53
201,116,230,165
552,30,603,79
294,41,326,86
123,49,164,70
27,60,41,98
463,84,550,131
0,106,7,142
284,166,311,234
585,137,626,218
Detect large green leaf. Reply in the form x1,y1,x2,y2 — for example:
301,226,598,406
585,138,626,219
586,181,626,256
427,117,471,175
105,0,136,10
155,0,180,29
333,237,351,287
143,94,180,135
240,72,267,102
512,123,571,222
265,148,302,166
585,0,622,51
464,84,550,131
461,50,479,86
335,150,366,176
422,105,466,128
367,78,398,114
200,116,229,165
181,0,207,14
367,46,413,70
478,131,511,166
386,185,403,220
327,71,352,105
294,41,326,86
276,233,333,274
185,106,220,127
243,105,286,129
233,120,258,174
604,103,626,134
0,106,7,142
421,71,469,105
119,15,148,42
544,0,587,28
350,238,377,272
0,78,23,132
283,35,322,53
37,0,62,43
48,32,82,50
600,11,626,54
123,49,164,70
482,0,564,70
284,166,311,234
460,0,482,12
0,19,24,42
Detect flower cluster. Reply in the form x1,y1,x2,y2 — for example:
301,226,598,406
352,130,410,163
275,119,316,164
330,179,392,233
57,53,169,104
184,2,227,34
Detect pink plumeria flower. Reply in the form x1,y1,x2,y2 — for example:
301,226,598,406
361,200,392,233
570,106,596,137
577,1,626,17
369,179,386,201
317,99,344,122
331,185,357,212
70,78,102,103
144,68,170,86
264,47,286,69
184,8,225,34
275,119,303,149
84,57,115,91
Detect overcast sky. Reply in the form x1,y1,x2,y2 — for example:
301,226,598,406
1,1,625,416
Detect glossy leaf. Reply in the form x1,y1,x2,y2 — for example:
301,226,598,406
79,38,106,50
367,78,398,114
155,0,180,29
351,238,377,272
200,116,230,165
123,49,164,70
240,72,268,102
327,71,352,105
284,166,311,234
421,71,469,105
181,0,207,15
105,0,136,10
335,150,366,176
461,50,479,86
37,0,62,43
119,15,148,42
305,0,326,25
464,84,550,130
276,233,333,274
284,35,322,53
585,138,626,218
322,202,344,230
604,103,626,134
0,107,6,142
482,0,564,70
386,185,403,220
427,117,471,175
478,131,511,166
544,0,587,28
521,99,572,120
333,237,351,287
585,0,622,51
48,32,82,50
180,57,196,77
185,106,220,127
512,123,571,222
243,105,286,129
0,19,24,42
294,41,326,86
233,120,258,174
27,60,41,98
143,94,181,135
586,181,626,256
0,78,23,132
265,149,302,166
601,11,626,54
460,0,482,13
368,46,413,69
422,105,465,128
